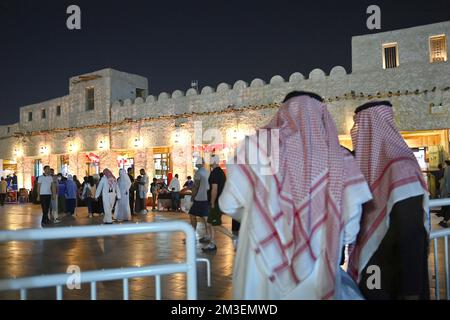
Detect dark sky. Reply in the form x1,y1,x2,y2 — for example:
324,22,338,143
0,0,449,125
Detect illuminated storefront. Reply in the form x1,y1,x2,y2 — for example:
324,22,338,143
340,129,449,171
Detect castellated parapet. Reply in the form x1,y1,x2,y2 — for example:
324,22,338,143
0,21,449,157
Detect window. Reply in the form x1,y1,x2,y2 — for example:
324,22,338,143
86,87,95,111
382,43,399,69
430,35,447,63
59,155,70,176
41,109,46,119
7,127,10,134
56,105,61,116
34,159,42,178
86,162,100,176
153,149,171,185
136,88,146,99
28,112,33,122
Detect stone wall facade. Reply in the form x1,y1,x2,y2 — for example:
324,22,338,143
0,21,449,189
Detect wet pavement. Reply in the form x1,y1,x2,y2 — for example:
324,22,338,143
0,203,235,300
0,203,447,300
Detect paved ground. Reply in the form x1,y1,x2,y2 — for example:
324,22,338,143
0,203,236,300
0,203,448,300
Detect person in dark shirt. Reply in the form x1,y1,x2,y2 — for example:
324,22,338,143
127,167,135,214
12,173,18,191
183,176,194,189
202,155,226,252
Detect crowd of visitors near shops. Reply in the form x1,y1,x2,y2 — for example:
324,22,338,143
33,159,228,252
36,168,176,223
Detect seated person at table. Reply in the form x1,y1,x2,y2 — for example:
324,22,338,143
181,176,194,195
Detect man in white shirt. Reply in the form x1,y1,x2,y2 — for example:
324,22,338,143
169,173,181,211
37,165,55,226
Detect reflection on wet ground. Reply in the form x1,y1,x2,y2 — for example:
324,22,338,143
0,204,235,300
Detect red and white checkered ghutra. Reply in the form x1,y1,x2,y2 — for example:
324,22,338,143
347,101,428,282
235,94,357,299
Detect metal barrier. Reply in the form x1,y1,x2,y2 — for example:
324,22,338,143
430,198,450,300
0,221,198,300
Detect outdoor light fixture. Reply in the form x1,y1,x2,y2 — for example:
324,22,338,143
40,146,49,155
133,137,142,148
13,148,23,158
68,142,78,153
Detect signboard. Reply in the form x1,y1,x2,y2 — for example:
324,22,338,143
85,153,100,163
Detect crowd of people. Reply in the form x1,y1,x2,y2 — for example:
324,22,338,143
15,90,439,299
35,166,201,225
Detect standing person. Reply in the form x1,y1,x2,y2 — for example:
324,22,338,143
127,167,135,215
72,175,82,206
0,177,7,206
65,175,78,217
218,91,372,299
98,173,105,215
134,175,143,214
49,168,56,217
50,174,60,223
79,176,88,207
93,174,102,215
348,100,429,300
150,178,158,211
12,173,18,191
202,155,226,252
116,169,132,221
138,169,149,214
434,163,445,197
188,158,210,242
169,174,181,211
438,160,450,227
81,176,88,189
57,174,67,215
82,176,97,218
37,165,54,226
95,168,121,224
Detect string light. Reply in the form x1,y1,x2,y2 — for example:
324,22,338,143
3,86,447,142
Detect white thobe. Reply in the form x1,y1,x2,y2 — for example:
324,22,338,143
218,164,372,300
95,176,121,223
116,176,132,221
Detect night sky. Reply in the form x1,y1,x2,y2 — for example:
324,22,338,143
0,0,449,125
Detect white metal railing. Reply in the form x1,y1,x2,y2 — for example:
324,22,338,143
0,221,199,300
430,198,450,300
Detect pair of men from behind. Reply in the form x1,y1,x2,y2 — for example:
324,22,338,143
219,91,429,300
188,155,226,252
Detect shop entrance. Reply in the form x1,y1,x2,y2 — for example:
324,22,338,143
34,159,43,178
58,154,70,176
153,147,171,184
117,154,134,175
85,152,100,176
